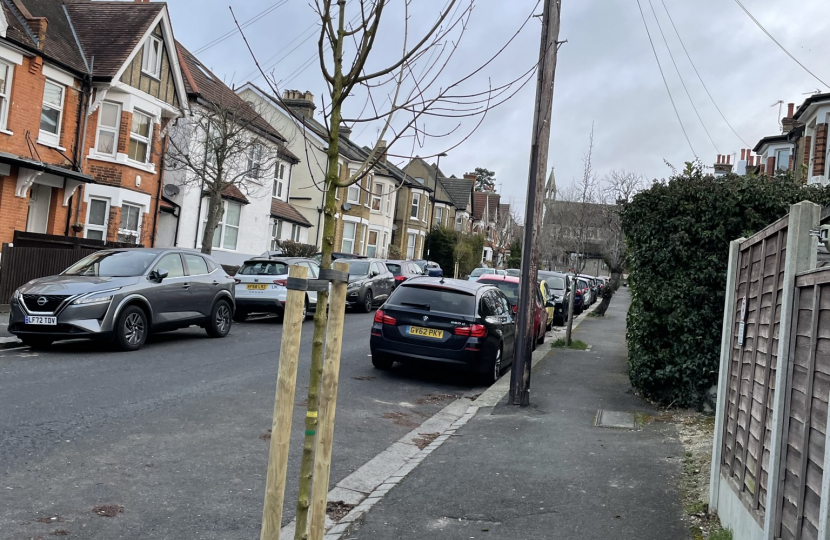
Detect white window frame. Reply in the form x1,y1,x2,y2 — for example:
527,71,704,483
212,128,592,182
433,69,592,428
0,60,13,132
407,233,416,259
410,192,420,219
291,223,301,242
273,162,286,198
435,206,443,228
39,79,64,147
85,197,110,240
364,176,373,207
118,202,143,244
422,196,429,222
456,214,463,231
775,148,791,172
128,109,153,164
342,222,357,253
246,143,263,179
347,182,360,204
371,182,383,212
204,200,242,251
271,219,283,250
381,232,388,258
141,34,163,79
366,230,379,258
385,186,392,216
94,101,121,158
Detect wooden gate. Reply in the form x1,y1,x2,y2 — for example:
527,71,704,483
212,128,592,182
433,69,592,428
721,215,788,520
774,269,830,540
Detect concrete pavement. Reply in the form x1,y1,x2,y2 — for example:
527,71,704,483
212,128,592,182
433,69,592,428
349,288,688,539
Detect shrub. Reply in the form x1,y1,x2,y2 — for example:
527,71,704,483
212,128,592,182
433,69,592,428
622,166,830,408
274,239,318,258
425,226,458,274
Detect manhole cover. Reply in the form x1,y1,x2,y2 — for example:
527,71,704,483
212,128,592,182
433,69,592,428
595,409,636,429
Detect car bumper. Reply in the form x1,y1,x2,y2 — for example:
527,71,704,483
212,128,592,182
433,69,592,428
235,298,285,315
370,335,489,373
8,299,116,340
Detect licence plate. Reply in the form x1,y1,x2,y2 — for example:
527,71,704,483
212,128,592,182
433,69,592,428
246,284,268,290
407,326,444,339
25,316,57,325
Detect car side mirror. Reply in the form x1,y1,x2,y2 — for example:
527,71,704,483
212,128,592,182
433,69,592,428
370,270,378,277
152,268,169,282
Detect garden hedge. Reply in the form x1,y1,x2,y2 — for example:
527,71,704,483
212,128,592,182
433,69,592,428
622,166,830,408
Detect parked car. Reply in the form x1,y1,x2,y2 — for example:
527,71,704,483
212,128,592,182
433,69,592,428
477,275,547,346
467,268,506,281
576,277,592,306
369,276,516,383
311,252,366,265
233,257,321,322
579,274,599,304
505,269,521,277
538,279,564,329
345,259,395,312
538,270,572,323
385,260,425,288
8,248,235,351
413,260,443,277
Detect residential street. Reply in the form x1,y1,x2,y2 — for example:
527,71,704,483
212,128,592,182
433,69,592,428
0,312,486,539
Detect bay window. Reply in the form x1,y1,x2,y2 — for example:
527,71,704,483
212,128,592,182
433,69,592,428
367,230,379,258
342,222,356,253
410,193,420,219
204,200,241,250
371,183,383,211
435,206,444,228
118,203,142,244
128,110,153,163
407,233,416,259
95,102,121,157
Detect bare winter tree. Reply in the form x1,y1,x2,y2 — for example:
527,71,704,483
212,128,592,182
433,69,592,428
166,100,282,254
234,2,546,537
491,204,521,267
599,170,645,289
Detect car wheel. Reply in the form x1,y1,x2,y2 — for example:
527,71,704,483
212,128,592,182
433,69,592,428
206,299,232,338
232,310,248,323
115,305,148,351
487,344,503,385
302,297,309,320
546,318,553,331
537,327,546,345
20,336,53,349
360,290,374,313
371,352,394,370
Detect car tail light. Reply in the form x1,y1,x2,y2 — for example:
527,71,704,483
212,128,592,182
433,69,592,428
512,305,518,314
273,279,287,286
454,324,487,338
373,310,397,325
394,276,407,282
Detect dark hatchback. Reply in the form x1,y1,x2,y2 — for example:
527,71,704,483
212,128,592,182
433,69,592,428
369,277,516,383
384,260,425,288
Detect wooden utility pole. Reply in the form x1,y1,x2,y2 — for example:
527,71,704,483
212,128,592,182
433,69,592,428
260,264,308,540
308,262,349,540
509,0,562,406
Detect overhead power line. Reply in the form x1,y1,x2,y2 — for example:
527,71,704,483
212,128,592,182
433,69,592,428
647,0,720,153
193,0,288,55
660,0,751,148
635,0,696,158
732,0,829,89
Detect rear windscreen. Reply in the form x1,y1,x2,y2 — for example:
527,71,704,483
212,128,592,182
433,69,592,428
390,285,476,314
489,281,519,305
239,261,289,275
386,263,401,273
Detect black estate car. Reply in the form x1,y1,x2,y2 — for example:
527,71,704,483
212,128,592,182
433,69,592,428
369,277,516,383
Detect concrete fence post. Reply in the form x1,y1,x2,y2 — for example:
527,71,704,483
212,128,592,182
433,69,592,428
763,201,821,540
710,237,744,512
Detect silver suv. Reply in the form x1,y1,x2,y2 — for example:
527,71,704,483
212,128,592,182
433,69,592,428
8,248,235,351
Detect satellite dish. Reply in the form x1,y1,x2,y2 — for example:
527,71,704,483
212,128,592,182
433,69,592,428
392,225,398,231
163,184,180,198
342,202,352,211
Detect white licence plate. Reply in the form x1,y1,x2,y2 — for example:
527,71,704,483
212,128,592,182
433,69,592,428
25,316,57,325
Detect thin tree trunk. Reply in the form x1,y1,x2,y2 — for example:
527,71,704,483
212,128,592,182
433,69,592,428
294,5,346,537
201,190,224,254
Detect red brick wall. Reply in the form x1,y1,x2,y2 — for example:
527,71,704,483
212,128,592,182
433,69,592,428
0,173,30,244
804,136,813,168
767,157,776,175
813,124,827,178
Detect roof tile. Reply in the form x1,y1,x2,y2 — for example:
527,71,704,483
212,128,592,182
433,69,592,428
270,198,312,227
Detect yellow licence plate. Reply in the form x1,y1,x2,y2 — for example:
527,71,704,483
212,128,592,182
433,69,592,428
407,326,444,339
246,284,269,290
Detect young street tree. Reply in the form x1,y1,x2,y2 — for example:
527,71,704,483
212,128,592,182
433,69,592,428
166,76,288,254
237,1,544,537
599,170,645,289
474,167,496,192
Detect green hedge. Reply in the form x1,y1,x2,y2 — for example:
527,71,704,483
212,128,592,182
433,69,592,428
622,167,830,409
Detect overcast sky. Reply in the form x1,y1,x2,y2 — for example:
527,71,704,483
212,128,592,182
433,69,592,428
168,0,830,215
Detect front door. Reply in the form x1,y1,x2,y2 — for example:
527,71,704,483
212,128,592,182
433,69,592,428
26,184,52,233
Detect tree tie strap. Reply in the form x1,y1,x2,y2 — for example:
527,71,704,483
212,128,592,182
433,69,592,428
286,277,308,291
319,268,349,283
306,279,330,292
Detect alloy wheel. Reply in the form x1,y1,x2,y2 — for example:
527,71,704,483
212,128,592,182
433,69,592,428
493,347,502,382
124,312,145,345
365,292,373,312
216,304,231,334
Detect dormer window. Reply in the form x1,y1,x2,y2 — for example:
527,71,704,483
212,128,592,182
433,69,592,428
141,35,163,78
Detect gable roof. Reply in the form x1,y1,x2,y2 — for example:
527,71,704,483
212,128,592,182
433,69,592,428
3,0,88,72
472,191,500,221
63,0,163,78
271,198,312,227
1,1,36,49
793,92,830,121
177,44,298,164
439,177,474,209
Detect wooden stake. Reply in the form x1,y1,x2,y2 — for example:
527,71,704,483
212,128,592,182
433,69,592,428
308,262,349,540
260,264,308,540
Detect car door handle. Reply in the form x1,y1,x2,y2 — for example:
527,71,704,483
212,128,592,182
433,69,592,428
182,283,191,289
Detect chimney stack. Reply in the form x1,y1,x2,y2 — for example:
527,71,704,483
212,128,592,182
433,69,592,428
741,149,746,160
377,139,387,162
282,90,316,119
782,102,797,133
463,172,477,181
339,123,352,139
726,154,731,164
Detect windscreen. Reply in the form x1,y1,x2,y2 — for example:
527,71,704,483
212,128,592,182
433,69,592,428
389,285,476,314
346,260,371,275
547,276,565,290
239,261,289,276
63,250,159,277
470,268,493,278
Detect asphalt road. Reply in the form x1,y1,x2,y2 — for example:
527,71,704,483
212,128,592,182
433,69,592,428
0,311,486,540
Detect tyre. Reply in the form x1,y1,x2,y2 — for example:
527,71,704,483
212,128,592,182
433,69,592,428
206,299,232,338
537,327,546,345
302,298,309,320
232,309,248,323
371,351,394,369
481,341,503,385
546,318,553,331
20,336,53,349
359,290,374,313
115,305,148,351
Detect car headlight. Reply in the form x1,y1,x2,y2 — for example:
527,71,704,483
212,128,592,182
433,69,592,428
72,288,120,306
348,281,363,290
11,289,20,302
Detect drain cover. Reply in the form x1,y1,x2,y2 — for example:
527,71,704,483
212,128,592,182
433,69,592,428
595,409,636,429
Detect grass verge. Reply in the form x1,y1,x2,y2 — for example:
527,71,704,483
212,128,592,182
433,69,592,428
550,338,588,350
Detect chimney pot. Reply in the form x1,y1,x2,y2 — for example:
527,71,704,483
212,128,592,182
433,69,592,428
741,149,746,160
727,155,731,165
281,89,316,119
787,103,795,117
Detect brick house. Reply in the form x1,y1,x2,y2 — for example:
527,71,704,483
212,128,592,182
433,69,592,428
402,156,457,233
792,93,829,186
0,0,187,247
440,175,474,233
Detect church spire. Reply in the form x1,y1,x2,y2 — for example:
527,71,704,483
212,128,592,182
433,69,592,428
544,167,556,201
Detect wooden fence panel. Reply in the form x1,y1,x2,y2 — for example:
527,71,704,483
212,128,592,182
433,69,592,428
721,218,788,520
0,246,97,302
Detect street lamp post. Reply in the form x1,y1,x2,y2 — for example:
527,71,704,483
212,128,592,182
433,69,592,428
425,152,447,261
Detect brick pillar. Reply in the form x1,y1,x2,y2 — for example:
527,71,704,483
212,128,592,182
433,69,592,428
767,157,776,175
813,124,827,178
804,135,813,167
